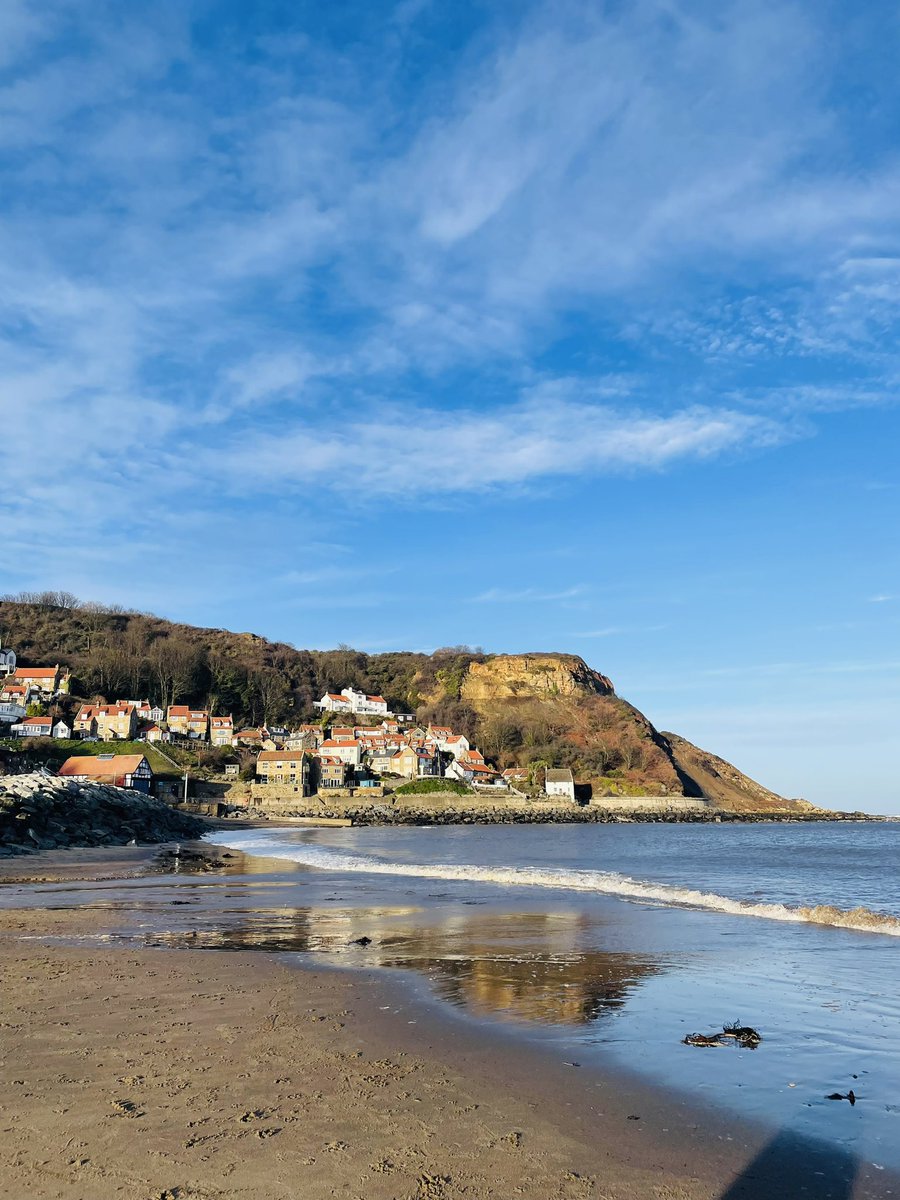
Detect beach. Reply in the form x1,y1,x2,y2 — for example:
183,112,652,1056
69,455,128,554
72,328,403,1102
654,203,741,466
0,893,876,1200
1,834,898,1199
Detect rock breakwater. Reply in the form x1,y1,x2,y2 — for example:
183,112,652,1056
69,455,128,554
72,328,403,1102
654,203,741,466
0,772,208,856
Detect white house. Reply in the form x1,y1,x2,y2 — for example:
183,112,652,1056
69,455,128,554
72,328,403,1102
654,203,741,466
131,700,164,725
443,734,470,761
52,719,72,739
342,687,391,716
446,754,496,784
314,688,392,717
0,701,27,724
11,715,53,737
314,692,353,713
318,738,362,767
545,768,575,801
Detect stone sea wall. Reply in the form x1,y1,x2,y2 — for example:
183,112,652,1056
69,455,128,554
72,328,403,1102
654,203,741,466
0,772,208,857
218,785,854,825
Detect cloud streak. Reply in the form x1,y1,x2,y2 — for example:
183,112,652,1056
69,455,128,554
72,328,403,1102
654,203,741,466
199,397,787,500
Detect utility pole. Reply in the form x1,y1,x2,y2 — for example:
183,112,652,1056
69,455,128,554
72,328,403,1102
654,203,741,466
183,769,189,804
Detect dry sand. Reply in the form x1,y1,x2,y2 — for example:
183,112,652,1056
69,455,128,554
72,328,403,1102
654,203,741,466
0,850,893,1200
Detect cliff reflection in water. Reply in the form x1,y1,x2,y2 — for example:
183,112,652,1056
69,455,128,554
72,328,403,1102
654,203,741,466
145,905,663,1028
376,911,663,1025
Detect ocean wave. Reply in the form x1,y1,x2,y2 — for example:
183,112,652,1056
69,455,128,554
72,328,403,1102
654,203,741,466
204,832,900,937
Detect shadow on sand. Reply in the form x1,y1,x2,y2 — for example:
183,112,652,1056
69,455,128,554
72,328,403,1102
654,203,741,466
720,1129,857,1200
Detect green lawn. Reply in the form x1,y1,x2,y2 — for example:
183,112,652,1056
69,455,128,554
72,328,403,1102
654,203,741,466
0,738,186,779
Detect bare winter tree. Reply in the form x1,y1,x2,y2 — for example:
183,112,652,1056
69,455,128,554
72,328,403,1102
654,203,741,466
251,668,291,724
149,638,201,710
1,589,79,610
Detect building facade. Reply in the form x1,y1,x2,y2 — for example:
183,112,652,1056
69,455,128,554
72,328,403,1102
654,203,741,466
314,688,392,716
74,702,139,741
545,768,575,800
10,664,70,697
255,750,311,793
210,716,234,746
58,754,154,793
167,706,210,739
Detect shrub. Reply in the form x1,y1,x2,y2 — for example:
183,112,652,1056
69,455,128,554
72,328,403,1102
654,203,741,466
394,779,473,796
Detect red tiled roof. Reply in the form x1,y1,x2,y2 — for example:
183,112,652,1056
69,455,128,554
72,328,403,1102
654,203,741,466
257,750,307,762
13,666,59,680
58,755,148,778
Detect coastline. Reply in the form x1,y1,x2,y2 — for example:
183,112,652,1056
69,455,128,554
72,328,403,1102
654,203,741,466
0,846,897,1198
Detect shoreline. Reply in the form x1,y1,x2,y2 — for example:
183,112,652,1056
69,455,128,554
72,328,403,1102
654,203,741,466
0,920,887,1200
0,846,897,1198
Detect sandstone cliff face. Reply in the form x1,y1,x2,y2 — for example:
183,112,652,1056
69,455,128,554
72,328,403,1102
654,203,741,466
460,654,614,705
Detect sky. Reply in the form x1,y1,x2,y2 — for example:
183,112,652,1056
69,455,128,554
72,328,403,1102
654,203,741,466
1,0,899,811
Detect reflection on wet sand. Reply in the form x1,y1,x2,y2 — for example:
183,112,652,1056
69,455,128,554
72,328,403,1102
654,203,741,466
144,904,664,1027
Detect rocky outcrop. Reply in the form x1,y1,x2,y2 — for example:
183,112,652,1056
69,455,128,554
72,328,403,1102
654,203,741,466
0,773,208,856
460,654,614,704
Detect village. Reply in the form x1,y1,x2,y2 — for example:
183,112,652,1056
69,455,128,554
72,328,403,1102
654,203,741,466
0,651,577,803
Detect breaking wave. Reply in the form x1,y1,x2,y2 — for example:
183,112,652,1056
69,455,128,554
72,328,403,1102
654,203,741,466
204,832,900,937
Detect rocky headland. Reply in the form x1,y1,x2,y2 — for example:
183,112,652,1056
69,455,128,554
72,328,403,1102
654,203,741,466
0,599,823,811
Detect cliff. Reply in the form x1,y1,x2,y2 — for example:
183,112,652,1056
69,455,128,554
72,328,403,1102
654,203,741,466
459,654,613,703
418,652,810,811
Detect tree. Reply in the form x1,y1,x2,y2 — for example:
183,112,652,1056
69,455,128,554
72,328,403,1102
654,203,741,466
149,638,202,709
251,668,292,724
122,619,151,696
1,590,79,609
479,715,522,760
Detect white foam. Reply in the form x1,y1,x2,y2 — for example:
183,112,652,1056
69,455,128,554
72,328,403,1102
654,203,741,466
204,831,900,937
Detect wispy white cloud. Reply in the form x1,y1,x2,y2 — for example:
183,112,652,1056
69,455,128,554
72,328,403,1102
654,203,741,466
471,586,588,604
575,625,668,638
197,395,787,500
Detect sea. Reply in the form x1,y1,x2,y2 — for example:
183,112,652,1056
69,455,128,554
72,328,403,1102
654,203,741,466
7,820,900,1174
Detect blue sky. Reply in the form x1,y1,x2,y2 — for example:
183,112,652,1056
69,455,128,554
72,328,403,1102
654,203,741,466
2,0,899,810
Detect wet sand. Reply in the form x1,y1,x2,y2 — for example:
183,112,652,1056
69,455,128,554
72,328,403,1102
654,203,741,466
0,847,894,1199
